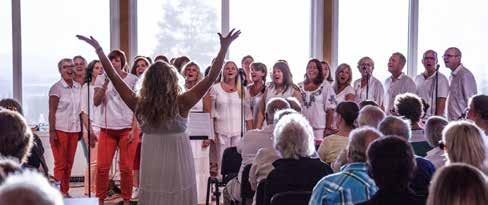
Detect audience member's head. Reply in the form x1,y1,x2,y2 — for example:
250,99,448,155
347,127,383,163
425,116,448,148
378,116,411,140
359,100,379,109
427,163,488,205
394,93,424,124
265,97,291,125
0,158,21,184
367,136,416,190
0,170,63,205
467,94,488,133
442,121,488,172
358,105,385,128
285,97,302,112
0,99,23,115
273,109,298,124
273,113,315,159
335,101,359,129
0,110,33,163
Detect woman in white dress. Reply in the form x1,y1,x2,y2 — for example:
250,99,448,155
77,29,241,205
247,62,267,129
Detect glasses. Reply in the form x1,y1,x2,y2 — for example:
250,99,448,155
438,140,446,150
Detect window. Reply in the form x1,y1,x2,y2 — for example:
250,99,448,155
418,0,488,93
138,0,221,68
21,0,109,124
229,0,311,83
338,0,409,84
0,0,13,99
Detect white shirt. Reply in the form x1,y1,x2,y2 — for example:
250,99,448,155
210,83,252,136
94,74,138,129
334,85,355,104
415,71,449,117
298,82,336,132
425,147,446,169
353,77,385,107
249,147,281,190
384,73,417,115
237,125,274,182
264,84,295,105
48,79,82,132
80,82,102,128
447,64,477,120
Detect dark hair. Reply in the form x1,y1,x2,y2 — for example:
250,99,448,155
73,55,87,64
173,56,190,73
0,110,33,163
0,99,23,115
154,54,168,63
0,158,21,184
359,100,379,109
394,93,424,123
336,101,359,127
251,62,267,83
367,136,416,190
304,59,324,85
85,60,101,83
320,60,333,83
108,49,127,71
241,55,254,65
272,61,294,95
130,57,150,76
470,94,488,120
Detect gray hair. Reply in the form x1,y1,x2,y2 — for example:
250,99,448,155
266,97,290,125
273,113,315,159
425,116,448,147
0,170,63,205
378,116,411,140
347,127,383,163
273,108,297,124
358,105,385,128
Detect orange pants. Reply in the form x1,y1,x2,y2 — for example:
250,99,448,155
96,128,133,200
51,130,79,194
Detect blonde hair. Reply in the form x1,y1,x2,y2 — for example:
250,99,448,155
443,121,488,172
135,61,185,127
181,61,203,82
333,63,353,92
273,113,315,159
427,163,488,205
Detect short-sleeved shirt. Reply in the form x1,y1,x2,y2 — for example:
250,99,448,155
334,85,355,104
384,73,417,115
298,82,336,132
447,64,477,120
48,79,82,132
353,77,385,107
415,71,449,117
94,74,138,129
80,82,102,128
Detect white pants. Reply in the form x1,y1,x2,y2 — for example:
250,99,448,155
210,134,241,175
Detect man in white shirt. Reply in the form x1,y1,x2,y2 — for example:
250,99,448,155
415,50,449,117
353,57,385,108
443,47,477,120
224,97,290,204
384,52,416,115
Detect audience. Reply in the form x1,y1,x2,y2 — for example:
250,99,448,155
424,116,448,168
427,163,488,205
309,127,382,205
357,136,424,205
0,109,34,164
467,94,488,134
0,158,21,184
357,105,385,128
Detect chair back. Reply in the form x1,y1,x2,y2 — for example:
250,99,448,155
221,146,242,183
270,191,312,205
240,163,255,199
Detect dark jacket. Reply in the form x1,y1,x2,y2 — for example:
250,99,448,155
356,189,424,205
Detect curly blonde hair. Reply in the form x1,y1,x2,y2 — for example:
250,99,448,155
135,61,185,127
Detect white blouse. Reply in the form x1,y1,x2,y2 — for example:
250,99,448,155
335,85,355,104
48,79,82,132
298,82,336,131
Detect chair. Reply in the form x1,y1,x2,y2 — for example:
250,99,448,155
270,191,312,205
240,164,254,205
255,179,266,205
206,146,242,205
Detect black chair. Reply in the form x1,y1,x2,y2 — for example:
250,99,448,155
240,164,255,205
270,191,312,205
206,146,242,205
255,179,267,205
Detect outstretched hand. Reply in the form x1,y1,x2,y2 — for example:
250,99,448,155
76,35,102,51
218,28,241,48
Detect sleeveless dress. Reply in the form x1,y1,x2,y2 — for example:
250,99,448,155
139,115,197,205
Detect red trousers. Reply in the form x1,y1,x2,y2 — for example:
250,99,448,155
96,128,133,200
51,130,79,194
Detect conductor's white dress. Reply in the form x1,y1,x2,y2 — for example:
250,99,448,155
139,115,197,205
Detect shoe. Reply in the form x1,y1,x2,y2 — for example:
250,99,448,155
131,187,139,199
109,180,122,194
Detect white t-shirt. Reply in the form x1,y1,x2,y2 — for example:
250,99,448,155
334,85,355,104
384,73,417,115
210,83,253,136
48,79,82,132
94,74,138,129
447,64,477,120
264,84,295,105
298,82,336,132
80,82,102,128
353,77,385,107
415,71,449,117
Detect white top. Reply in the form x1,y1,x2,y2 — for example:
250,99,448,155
353,77,385,107
334,85,355,104
236,125,274,182
48,79,82,132
94,74,138,129
415,71,449,117
298,82,336,132
264,84,295,105
447,64,477,120
80,82,102,128
209,83,252,136
384,73,417,115
191,99,203,112
249,147,281,190
247,88,264,123
425,147,446,169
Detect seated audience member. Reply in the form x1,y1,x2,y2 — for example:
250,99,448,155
378,116,435,199
0,98,48,176
467,94,488,134
359,100,379,109
285,97,302,112
0,170,63,205
0,158,21,184
318,102,359,163
0,109,33,164
424,116,448,168
309,127,382,205
262,113,332,205
224,97,290,204
427,163,488,205
394,93,432,157
357,105,385,128
357,136,424,205
441,121,488,174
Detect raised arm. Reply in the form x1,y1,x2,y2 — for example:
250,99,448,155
178,29,241,116
77,35,137,111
